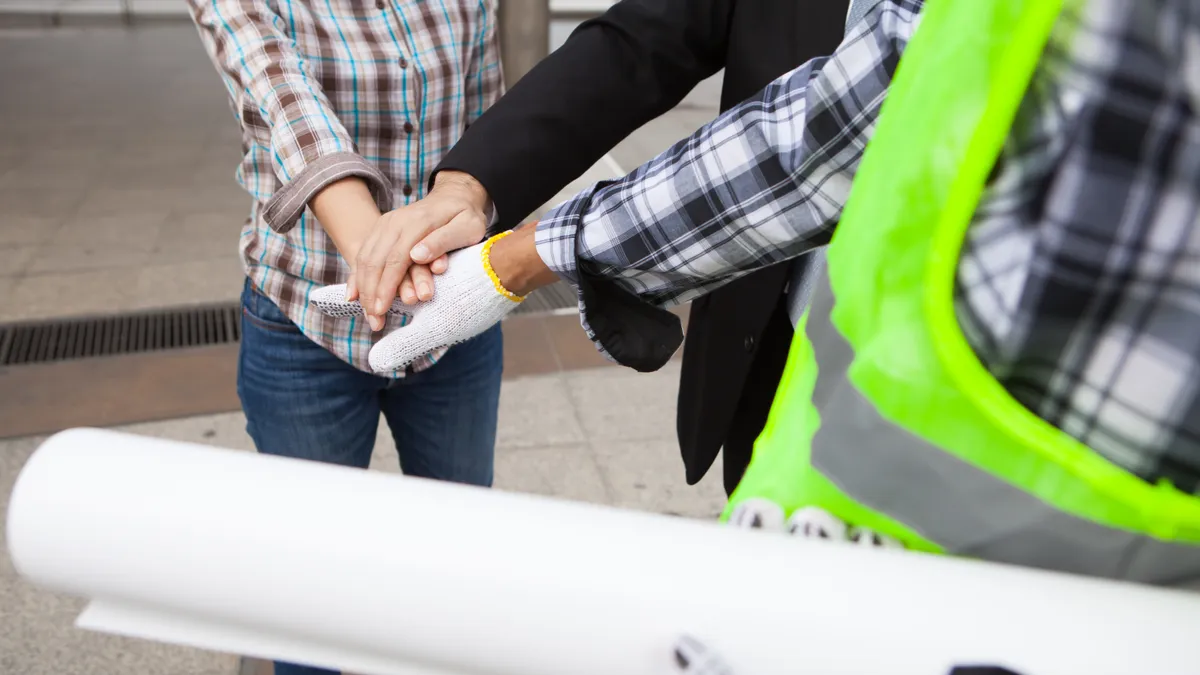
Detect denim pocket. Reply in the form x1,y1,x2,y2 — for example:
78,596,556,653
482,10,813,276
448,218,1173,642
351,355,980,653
241,282,302,334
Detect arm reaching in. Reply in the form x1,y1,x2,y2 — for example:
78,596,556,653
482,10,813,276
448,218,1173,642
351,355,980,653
311,0,921,373
347,0,751,328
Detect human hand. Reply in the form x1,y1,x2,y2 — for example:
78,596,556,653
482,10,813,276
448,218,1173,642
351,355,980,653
353,171,492,331
313,234,524,373
344,255,449,332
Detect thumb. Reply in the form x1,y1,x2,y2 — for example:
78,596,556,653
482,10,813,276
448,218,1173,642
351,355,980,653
411,209,487,264
368,309,435,374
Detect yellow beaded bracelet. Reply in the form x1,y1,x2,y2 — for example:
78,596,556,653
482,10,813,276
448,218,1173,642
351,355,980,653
481,231,525,303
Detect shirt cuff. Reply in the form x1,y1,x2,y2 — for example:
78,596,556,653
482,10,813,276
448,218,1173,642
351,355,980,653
262,151,393,233
535,184,683,372
534,184,599,288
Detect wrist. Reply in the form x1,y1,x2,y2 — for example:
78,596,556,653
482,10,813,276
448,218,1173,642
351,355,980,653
432,170,491,214
311,177,381,264
488,222,557,297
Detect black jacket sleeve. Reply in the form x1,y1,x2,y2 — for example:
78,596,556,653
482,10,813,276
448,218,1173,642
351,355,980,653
433,0,734,228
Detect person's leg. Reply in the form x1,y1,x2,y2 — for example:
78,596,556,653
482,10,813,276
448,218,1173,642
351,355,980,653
236,279,382,675
381,323,503,486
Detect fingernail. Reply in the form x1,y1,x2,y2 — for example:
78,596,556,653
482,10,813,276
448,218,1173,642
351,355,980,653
411,244,429,261
418,283,431,299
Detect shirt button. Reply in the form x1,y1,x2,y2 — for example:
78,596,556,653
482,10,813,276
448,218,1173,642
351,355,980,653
403,121,414,134
402,184,413,197
375,0,385,8
744,335,756,352
398,56,408,69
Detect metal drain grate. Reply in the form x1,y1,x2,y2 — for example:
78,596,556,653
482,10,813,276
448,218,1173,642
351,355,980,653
0,304,242,367
0,284,578,367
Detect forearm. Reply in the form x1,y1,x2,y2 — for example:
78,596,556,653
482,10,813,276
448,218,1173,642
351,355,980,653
489,221,558,296
310,177,382,263
534,0,920,307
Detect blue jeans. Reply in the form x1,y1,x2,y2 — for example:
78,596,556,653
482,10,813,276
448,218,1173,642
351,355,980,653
236,280,502,675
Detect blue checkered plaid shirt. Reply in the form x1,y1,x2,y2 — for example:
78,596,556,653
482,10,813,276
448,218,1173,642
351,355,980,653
536,0,1200,492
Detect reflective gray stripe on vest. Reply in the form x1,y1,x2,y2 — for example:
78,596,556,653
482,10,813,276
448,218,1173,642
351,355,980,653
803,269,1200,585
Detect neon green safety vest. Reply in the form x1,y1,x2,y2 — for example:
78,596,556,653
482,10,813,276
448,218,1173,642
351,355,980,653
723,0,1200,584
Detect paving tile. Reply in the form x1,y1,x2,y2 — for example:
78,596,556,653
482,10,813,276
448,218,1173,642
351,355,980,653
132,256,245,309
0,244,37,277
494,443,611,505
498,315,561,379
564,362,682,443
12,145,108,171
26,239,153,274
115,412,256,452
56,212,169,244
495,374,587,449
75,187,224,220
0,216,64,247
541,311,614,371
591,437,727,518
0,163,99,191
0,266,140,322
152,212,245,263
0,187,85,220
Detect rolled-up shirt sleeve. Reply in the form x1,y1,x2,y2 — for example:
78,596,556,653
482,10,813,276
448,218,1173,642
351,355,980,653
535,0,920,368
187,0,392,232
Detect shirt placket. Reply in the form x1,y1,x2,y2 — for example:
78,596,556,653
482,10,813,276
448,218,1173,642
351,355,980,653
375,0,422,204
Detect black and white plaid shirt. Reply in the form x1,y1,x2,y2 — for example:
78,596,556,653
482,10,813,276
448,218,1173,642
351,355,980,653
536,0,1200,492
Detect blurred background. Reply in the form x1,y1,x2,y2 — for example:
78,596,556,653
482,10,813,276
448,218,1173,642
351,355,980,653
0,1,726,674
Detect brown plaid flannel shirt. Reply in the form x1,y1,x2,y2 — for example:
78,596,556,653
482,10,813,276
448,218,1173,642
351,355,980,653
188,0,503,374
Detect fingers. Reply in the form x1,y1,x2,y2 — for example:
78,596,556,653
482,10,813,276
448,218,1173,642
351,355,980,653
346,273,358,302
354,217,406,331
430,253,449,274
353,227,387,330
409,262,435,302
412,208,487,264
399,274,418,305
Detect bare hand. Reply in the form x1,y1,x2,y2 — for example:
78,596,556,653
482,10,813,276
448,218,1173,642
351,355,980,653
353,171,491,331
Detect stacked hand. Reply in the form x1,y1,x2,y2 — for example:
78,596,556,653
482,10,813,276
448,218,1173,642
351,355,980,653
349,170,494,332
312,235,526,373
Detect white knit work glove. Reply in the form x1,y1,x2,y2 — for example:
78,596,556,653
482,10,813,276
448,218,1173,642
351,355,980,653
727,499,904,548
311,235,523,373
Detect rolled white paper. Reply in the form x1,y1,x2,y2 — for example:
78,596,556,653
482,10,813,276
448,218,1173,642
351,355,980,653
8,428,1200,675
